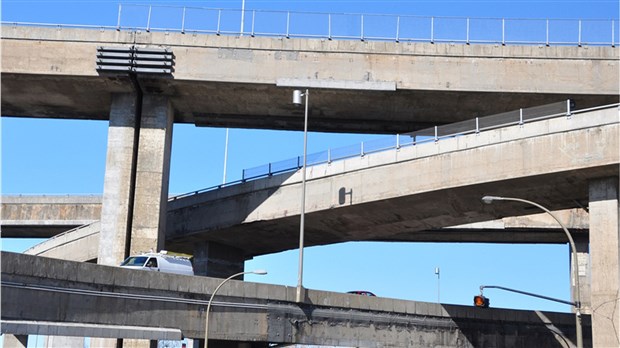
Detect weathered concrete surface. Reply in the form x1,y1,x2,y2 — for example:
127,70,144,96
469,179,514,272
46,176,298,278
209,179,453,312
588,177,620,348
98,94,138,266
1,25,618,133
129,95,173,259
165,106,619,256
1,195,101,237
1,252,592,347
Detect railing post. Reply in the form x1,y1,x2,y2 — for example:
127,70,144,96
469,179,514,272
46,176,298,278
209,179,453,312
146,5,152,32
396,16,400,42
286,11,290,38
431,16,434,43
181,7,186,34
396,134,400,149
328,14,332,40
566,99,572,118
613,20,616,47
546,19,549,46
475,117,480,134
361,142,365,157
116,4,122,31
242,169,246,181
217,9,222,35
361,14,364,41
519,108,524,126
578,19,582,46
269,163,272,176
251,10,256,37
434,126,438,142
502,18,505,45
328,148,332,163
466,17,470,44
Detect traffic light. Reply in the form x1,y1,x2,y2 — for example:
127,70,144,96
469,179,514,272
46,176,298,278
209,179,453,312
474,295,490,308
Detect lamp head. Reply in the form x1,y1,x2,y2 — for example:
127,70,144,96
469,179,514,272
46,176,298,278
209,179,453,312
252,269,268,275
481,195,503,204
293,90,303,105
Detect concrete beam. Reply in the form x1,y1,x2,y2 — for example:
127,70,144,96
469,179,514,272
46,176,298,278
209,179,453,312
1,195,100,238
1,320,182,341
1,252,591,347
1,26,617,133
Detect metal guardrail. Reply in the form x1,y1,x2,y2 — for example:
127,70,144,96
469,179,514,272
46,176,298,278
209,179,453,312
169,101,619,201
2,3,618,46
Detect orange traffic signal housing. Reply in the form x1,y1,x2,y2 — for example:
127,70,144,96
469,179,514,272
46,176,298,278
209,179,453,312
474,295,490,308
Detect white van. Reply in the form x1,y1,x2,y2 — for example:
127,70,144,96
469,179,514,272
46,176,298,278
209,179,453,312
120,251,194,276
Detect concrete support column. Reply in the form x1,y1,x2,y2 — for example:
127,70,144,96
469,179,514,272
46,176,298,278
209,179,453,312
2,334,28,348
573,235,591,313
129,95,173,256
99,94,138,266
589,177,620,348
193,242,245,278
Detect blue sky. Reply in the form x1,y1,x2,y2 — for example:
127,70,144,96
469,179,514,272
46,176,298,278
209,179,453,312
2,0,618,317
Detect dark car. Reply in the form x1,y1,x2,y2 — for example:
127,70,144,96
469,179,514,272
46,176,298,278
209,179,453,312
347,290,376,297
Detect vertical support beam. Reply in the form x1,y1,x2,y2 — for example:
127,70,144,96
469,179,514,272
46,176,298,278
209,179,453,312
99,94,138,266
573,234,591,313
589,177,620,348
193,242,245,278
2,335,28,348
130,95,173,256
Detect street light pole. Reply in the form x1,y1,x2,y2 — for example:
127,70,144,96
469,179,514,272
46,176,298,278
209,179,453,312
293,89,309,303
481,195,583,348
204,269,267,348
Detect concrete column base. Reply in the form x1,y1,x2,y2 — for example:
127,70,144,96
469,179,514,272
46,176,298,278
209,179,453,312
193,242,245,278
589,177,620,347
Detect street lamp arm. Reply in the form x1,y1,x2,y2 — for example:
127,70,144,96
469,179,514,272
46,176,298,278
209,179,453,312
481,195,583,348
480,285,578,307
205,270,267,348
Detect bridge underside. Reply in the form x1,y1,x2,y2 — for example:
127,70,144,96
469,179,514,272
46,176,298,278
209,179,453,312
2,73,616,133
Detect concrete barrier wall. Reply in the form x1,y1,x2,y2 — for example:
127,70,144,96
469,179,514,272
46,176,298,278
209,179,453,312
2,252,591,347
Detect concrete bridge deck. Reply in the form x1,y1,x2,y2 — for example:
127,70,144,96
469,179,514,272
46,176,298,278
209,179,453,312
164,105,618,256
1,251,591,347
1,25,617,133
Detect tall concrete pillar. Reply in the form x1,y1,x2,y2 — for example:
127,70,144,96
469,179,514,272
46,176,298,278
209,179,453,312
589,177,620,347
2,334,28,348
99,94,138,266
98,94,173,265
573,235,591,313
129,95,173,256
193,242,245,278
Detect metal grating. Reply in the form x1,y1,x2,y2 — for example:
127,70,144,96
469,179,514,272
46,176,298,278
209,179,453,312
96,46,174,74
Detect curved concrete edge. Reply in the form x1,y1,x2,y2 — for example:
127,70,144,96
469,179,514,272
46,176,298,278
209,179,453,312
24,221,100,262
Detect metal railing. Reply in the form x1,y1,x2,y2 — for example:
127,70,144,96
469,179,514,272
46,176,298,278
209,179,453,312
113,4,618,46
3,4,618,47
169,101,618,201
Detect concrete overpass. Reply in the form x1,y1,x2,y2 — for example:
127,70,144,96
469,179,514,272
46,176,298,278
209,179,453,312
1,25,617,134
1,251,592,347
2,22,619,347
163,105,617,256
